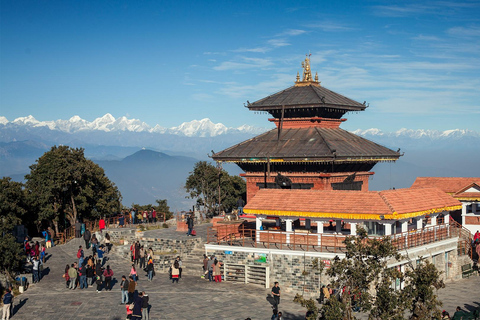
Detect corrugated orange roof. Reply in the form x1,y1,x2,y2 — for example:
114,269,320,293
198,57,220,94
244,188,461,220
411,177,480,194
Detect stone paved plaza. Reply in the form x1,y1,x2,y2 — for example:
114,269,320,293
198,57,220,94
8,226,480,320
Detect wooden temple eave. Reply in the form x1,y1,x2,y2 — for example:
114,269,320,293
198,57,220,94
455,197,480,201
215,157,399,164
244,204,462,221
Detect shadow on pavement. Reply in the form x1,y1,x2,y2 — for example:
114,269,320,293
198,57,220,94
13,298,28,315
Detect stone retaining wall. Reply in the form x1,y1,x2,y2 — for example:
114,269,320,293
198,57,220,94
205,237,468,297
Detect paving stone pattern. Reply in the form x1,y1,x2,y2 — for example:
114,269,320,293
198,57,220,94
8,225,480,320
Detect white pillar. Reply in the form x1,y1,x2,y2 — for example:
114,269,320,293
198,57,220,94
285,219,293,232
316,221,324,234
431,215,437,226
335,220,342,234
384,223,392,236
256,217,263,230
350,222,357,236
255,217,264,243
401,221,408,233
416,218,423,230
462,204,467,226
444,213,450,224
285,219,293,244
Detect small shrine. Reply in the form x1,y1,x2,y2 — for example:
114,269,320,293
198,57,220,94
213,55,401,201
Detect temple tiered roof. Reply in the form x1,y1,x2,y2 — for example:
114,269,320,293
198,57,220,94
247,84,366,113
213,127,400,163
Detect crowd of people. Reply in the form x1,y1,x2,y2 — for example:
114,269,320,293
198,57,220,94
67,231,154,319
117,208,159,227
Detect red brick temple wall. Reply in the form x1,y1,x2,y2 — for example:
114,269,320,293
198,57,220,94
241,171,373,202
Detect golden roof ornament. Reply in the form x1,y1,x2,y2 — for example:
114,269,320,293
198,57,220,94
295,53,320,87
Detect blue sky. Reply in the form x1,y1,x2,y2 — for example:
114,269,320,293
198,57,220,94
1,0,479,131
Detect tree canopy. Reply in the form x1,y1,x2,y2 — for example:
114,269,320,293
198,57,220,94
25,145,122,235
184,161,245,215
0,177,27,277
294,227,445,320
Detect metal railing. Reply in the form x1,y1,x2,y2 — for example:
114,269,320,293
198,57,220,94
207,221,468,254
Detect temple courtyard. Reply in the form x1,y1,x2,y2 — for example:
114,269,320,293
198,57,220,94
8,225,480,320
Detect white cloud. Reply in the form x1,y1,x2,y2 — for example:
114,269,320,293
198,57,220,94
447,25,480,37
232,47,270,53
267,39,290,47
306,21,353,32
213,57,273,71
276,29,307,36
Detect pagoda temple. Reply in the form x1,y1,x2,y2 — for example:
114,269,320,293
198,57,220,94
213,55,401,201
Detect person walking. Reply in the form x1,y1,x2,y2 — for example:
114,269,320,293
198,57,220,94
95,274,103,293
86,260,95,286
2,289,13,320
237,197,245,216
91,235,98,254
95,260,104,288
132,292,143,319
141,291,149,320
130,264,138,283
213,259,222,282
202,254,209,279
271,282,281,309
104,233,112,253
97,245,105,267
186,213,194,236
134,242,140,266
64,264,70,288
78,262,87,289
207,255,214,282
146,256,154,281
127,276,136,303
75,220,81,238
99,217,106,233
103,265,114,291
83,228,91,249
68,264,77,290
176,256,183,278
139,246,146,270
120,275,129,304
77,245,84,266
32,256,41,283
171,260,180,283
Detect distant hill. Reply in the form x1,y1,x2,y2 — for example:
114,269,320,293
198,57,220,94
95,149,198,211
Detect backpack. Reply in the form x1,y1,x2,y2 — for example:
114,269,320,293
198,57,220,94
77,249,82,259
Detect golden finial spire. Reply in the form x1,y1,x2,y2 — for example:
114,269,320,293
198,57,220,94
295,53,320,86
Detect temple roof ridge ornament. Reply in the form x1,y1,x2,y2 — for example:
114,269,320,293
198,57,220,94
295,53,320,87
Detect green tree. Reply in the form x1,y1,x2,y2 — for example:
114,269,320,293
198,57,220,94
403,260,444,320
25,146,122,236
0,177,27,234
310,227,445,320
322,227,405,320
0,178,27,279
185,161,245,215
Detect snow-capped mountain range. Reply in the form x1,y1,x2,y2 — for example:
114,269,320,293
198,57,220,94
0,114,266,137
1,114,478,139
352,128,480,140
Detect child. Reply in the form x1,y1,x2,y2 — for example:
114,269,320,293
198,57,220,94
125,302,133,319
95,274,103,293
